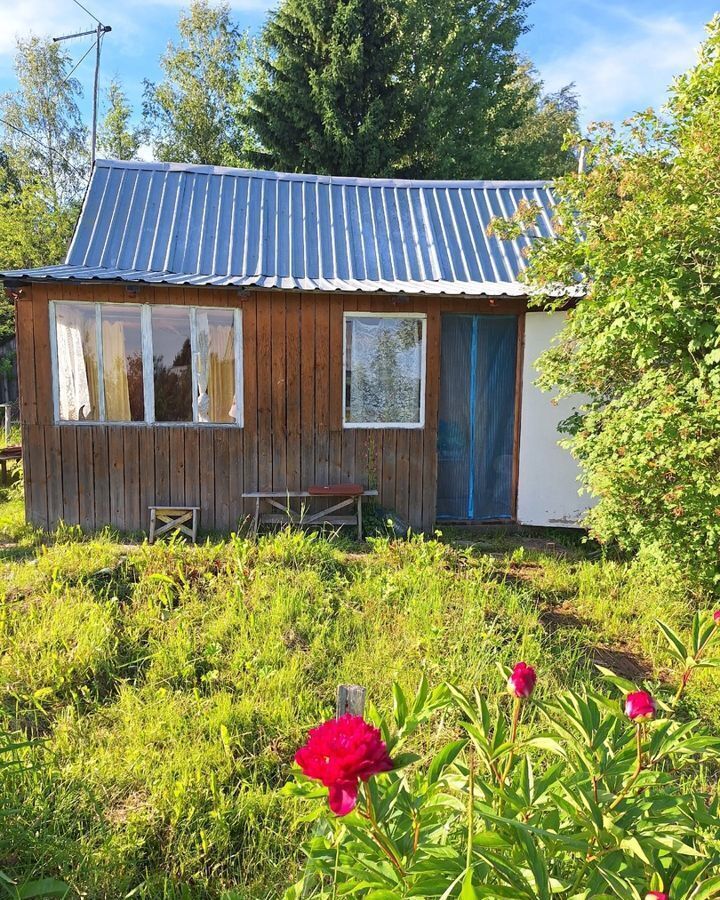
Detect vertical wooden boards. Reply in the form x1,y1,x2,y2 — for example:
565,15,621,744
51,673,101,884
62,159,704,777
299,295,316,491
242,295,258,514
256,293,272,491
314,295,330,485
154,427,170,507
138,427,155,535
93,426,110,527
108,426,125,530
394,430,410,524
270,294,287,491
169,426,185,507
199,428,215,529
59,426,79,525
421,303,441,532
32,284,53,424
285,293,301,491
227,426,244,531
123,427,140,531
24,423,47,527
15,292,37,425
76,427,95,531
214,428,230,531
184,427,200,509
44,427,63,527
328,296,344,483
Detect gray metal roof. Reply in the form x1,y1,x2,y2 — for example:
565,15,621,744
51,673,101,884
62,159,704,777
1,159,558,295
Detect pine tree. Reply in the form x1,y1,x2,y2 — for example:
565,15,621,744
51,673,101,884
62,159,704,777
248,0,406,175
248,0,578,178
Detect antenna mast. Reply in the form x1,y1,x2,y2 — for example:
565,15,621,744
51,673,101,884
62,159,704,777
54,8,112,166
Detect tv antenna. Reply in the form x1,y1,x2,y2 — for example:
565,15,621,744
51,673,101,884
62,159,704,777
53,0,111,166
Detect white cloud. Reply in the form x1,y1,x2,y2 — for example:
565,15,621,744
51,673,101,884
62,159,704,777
539,12,706,124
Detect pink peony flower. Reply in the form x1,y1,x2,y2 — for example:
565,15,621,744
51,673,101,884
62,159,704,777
713,609,720,625
295,714,393,815
625,690,656,721
645,892,669,900
507,662,537,699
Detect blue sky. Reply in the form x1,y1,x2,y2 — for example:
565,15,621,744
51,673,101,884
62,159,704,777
0,0,717,156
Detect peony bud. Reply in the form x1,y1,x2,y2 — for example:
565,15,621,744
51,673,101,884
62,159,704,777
713,609,720,625
625,690,656,721
645,892,669,900
507,662,537,699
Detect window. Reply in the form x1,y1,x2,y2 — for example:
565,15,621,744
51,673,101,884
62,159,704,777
51,301,243,426
343,313,426,428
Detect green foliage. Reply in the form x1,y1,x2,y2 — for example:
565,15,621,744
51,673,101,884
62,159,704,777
517,17,720,593
288,616,720,898
248,0,578,177
143,0,254,166
98,78,143,161
0,505,716,895
0,36,87,204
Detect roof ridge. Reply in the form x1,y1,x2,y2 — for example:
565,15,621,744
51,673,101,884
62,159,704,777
94,158,552,190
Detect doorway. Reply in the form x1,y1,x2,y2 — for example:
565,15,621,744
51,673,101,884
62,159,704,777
436,314,519,521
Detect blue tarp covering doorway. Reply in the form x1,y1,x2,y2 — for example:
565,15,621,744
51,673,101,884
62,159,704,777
436,314,518,520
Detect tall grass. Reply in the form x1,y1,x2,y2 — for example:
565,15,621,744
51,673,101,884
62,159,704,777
0,500,713,897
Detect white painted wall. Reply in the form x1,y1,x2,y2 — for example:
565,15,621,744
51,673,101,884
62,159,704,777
517,312,594,527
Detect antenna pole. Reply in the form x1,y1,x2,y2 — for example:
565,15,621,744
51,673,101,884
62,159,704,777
91,23,101,164
54,16,111,167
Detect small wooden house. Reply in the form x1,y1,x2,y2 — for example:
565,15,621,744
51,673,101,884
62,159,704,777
1,159,590,534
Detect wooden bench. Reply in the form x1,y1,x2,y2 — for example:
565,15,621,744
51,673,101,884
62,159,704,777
242,487,378,540
0,445,22,485
148,506,200,543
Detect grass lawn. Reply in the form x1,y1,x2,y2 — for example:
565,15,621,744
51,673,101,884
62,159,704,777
0,489,716,898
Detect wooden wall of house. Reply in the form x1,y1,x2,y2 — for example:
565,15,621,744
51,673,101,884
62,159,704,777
17,282,525,534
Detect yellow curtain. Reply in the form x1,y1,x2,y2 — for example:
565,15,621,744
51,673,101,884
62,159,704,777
81,319,100,419
102,321,132,421
208,324,235,423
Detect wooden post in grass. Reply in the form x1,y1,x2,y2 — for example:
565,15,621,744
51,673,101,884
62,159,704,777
336,684,366,718
300,684,367,898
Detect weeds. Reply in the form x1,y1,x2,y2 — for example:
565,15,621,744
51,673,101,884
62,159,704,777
0,503,714,897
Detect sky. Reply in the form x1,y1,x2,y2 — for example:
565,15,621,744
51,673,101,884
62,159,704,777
0,0,717,156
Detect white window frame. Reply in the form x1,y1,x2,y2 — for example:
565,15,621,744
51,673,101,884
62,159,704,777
342,311,427,430
49,300,244,428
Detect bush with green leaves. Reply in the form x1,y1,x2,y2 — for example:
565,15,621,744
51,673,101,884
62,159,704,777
493,17,720,594
286,613,720,898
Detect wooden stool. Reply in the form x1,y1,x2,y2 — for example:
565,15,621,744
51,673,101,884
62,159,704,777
148,506,199,543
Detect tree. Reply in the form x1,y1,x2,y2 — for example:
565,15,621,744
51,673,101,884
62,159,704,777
143,0,254,166
98,78,142,160
512,17,720,593
248,0,407,175
0,37,88,346
0,36,87,204
248,0,578,178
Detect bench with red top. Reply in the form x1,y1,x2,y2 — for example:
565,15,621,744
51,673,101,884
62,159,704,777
242,484,378,540
0,445,22,485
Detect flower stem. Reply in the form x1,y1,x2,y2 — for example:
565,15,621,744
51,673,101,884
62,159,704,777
467,749,475,871
501,695,523,785
608,723,644,812
363,784,406,879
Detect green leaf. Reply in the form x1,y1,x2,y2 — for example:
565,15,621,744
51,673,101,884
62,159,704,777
427,740,466,785
689,875,720,899
656,619,690,663
460,870,481,899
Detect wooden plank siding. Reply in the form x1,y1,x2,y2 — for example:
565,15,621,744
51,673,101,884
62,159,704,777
16,282,527,534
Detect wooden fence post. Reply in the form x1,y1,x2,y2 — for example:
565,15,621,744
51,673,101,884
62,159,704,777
336,684,366,718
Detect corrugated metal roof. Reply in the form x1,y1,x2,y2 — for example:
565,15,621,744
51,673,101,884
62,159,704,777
1,159,558,295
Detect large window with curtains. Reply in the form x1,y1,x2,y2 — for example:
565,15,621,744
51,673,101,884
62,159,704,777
50,301,243,426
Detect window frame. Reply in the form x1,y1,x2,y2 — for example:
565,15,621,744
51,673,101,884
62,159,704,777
342,311,427,430
49,300,244,428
